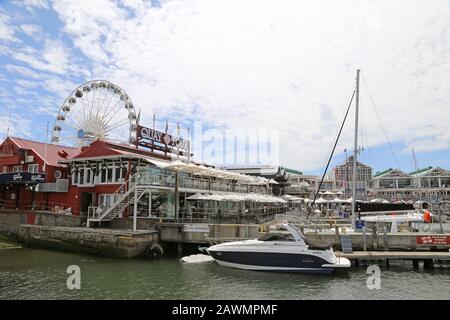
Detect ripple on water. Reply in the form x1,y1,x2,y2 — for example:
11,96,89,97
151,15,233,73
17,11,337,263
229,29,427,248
1,249,449,300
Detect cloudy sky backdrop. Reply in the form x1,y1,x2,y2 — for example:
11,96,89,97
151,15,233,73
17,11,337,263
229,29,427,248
0,0,449,174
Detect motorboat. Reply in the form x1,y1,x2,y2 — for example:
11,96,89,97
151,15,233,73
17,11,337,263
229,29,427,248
205,223,351,273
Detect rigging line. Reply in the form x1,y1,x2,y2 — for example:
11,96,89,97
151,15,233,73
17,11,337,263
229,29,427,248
361,73,402,170
363,125,373,169
304,89,356,224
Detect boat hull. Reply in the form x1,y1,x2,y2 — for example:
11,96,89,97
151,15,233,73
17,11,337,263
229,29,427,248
207,250,346,274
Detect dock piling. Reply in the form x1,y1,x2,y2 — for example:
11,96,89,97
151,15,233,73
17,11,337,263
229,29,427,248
362,226,367,252
383,225,388,251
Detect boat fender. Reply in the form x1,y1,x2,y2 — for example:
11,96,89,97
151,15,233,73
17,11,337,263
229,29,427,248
146,243,164,257
424,210,431,223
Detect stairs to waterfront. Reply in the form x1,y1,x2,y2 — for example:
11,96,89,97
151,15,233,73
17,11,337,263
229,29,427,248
87,178,146,227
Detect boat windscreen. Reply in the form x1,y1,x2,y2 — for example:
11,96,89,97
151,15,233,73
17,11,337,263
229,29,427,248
258,233,296,242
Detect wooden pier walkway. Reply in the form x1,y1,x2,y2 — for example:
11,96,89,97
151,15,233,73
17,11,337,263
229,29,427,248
338,251,450,260
336,250,450,268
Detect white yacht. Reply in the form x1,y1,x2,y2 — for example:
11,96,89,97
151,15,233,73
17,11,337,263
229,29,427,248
206,223,351,274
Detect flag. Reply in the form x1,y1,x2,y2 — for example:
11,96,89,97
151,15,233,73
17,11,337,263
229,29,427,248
165,120,168,133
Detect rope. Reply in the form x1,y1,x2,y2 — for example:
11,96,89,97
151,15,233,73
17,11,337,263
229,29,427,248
304,90,356,224
361,73,402,170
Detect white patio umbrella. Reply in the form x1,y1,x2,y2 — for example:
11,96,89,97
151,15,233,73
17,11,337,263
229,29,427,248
186,193,209,200
315,197,328,204
332,196,345,203
342,197,353,204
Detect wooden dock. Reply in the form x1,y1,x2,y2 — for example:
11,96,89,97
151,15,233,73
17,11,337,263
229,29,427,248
336,250,450,268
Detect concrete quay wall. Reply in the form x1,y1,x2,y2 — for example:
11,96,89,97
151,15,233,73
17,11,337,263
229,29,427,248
17,225,159,258
0,211,82,237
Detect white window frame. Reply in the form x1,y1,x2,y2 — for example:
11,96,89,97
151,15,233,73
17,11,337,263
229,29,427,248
2,166,8,173
98,162,126,184
28,164,39,174
12,165,22,172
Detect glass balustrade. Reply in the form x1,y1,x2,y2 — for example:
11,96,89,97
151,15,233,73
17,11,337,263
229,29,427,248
132,168,269,194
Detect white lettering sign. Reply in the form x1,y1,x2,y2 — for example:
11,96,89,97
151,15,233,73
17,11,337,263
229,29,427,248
182,224,210,233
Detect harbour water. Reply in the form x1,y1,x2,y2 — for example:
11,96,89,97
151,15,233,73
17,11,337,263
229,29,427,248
1,244,449,300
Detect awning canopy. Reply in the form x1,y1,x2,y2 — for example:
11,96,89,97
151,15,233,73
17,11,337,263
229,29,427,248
315,197,328,204
164,160,270,184
186,192,286,203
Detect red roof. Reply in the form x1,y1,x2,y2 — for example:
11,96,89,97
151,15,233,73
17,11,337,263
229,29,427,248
72,139,172,161
8,136,81,167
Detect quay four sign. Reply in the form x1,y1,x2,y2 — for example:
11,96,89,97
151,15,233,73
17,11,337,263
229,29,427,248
136,125,190,155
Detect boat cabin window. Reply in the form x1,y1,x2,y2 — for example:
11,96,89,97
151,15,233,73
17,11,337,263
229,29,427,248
258,233,295,242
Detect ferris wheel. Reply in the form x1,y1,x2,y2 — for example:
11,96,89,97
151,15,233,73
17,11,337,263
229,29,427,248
51,80,138,146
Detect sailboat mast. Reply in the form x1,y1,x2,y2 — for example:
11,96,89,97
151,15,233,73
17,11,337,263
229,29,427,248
351,69,360,229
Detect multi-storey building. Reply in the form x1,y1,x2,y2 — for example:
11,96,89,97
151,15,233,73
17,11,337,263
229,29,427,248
0,136,80,211
332,156,373,199
369,166,450,204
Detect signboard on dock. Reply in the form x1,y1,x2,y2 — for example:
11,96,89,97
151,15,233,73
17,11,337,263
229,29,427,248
182,224,210,233
416,235,450,245
355,220,365,229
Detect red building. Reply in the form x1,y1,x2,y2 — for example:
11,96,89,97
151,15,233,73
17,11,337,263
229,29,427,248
0,134,282,227
60,139,172,215
0,136,172,215
0,137,80,211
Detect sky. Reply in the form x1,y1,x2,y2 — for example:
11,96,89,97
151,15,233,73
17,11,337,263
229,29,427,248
0,0,449,175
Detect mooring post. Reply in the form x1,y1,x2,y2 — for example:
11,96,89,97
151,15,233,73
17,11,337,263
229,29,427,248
423,259,434,270
177,226,183,258
133,187,138,232
362,226,367,251
413,260,419,269
383,224,388,251
335,225,340,250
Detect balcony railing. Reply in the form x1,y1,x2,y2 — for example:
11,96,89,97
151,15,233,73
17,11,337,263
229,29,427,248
36,179,69,192
131,170,268,194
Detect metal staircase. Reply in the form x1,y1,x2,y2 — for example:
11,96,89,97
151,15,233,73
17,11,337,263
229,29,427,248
87,177,146,227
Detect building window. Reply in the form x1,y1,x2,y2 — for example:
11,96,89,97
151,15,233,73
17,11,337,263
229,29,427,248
100,168,106,183
85,168,93,185
12,165,22,172
72,171,79,185
107,167,113,183
79,168,85,185
28,164,39,173
2,166,7,173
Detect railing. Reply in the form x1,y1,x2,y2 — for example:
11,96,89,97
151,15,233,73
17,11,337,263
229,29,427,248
179,176,209,190
132,170,268,194
36,179,69,192
87,178,130,222
0,200,78,215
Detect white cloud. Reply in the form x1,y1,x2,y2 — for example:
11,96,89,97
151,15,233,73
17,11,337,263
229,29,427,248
4,0,450,170
13,40,71,75
0,112,32,140
12,0,49,12
3,64,42,79
0,11,17,42
20,24,42,37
